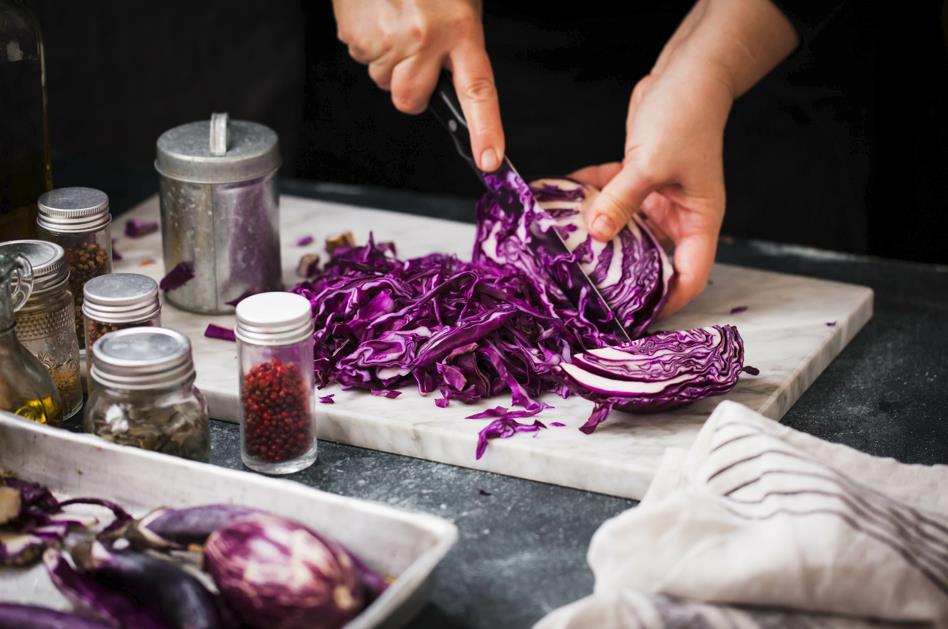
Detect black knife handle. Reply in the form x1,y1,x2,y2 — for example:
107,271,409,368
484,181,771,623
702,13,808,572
428,71,478,171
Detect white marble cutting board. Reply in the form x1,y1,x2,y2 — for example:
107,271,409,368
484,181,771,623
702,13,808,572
111,194,873,500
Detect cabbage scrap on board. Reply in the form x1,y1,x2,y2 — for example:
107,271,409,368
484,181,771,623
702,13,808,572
291,176,746,454
556,325,747,433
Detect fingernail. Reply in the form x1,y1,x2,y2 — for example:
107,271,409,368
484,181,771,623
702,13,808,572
591,214,615,237
480,148,498,171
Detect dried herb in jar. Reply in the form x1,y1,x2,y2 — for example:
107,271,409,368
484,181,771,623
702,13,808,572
241,358,313,462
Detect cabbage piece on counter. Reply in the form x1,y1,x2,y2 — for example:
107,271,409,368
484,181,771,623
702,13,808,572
555,325,746,433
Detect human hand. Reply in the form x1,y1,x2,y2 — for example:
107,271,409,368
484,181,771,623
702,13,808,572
333,0,505,171
571,66,732,318
572,0,797,317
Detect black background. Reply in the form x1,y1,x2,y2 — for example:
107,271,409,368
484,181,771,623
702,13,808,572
29,1,948,263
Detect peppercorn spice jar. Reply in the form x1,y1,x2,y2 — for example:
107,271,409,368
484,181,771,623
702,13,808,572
84,327,209,462
235,292,316,474
36,187,112,346
0,240,83,420
82,273,161,362
155,112,282,314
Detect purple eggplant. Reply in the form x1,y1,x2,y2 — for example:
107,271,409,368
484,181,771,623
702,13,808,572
43,549,166,629
204,513,363,629
71,541,224,629
123,504,262,550
0,603,111,629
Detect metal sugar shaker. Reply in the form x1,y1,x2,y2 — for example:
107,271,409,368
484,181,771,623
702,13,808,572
155,112,282,315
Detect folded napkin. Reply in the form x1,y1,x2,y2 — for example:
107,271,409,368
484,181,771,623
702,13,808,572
537,401,948,628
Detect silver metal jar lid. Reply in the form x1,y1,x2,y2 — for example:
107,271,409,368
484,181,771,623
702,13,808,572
83,273,160,324
90,327,194,391
37,187,111,233
155,112,281,184
0,240,68,295
235,292,313,346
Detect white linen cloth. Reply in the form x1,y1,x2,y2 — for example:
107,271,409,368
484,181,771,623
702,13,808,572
537,401,948,628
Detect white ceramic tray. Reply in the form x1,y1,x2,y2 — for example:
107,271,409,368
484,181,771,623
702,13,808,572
0,411,457,628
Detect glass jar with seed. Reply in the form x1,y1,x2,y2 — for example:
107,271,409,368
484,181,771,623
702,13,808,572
0,240,82,421
82,273,161,381
36,187,112,346
236,292,317,475
84,327,209,461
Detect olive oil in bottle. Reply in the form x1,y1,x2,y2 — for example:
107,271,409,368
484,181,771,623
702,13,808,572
0,0,51,241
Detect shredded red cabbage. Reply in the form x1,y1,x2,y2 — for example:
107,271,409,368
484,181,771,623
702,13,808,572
476,418,546,460
203,324,236,342
124,219,159,239
294,235,315,247
159,261,194,292
290,176,747,455
318,394,335,404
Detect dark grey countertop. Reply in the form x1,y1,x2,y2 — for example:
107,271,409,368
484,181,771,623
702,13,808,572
205,181,948,629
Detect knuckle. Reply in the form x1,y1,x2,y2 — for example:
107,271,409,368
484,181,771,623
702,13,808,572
406,15,430,46
461,77,496,103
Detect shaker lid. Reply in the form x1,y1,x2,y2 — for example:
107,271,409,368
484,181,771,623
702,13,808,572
90,327,194,390
0,240,68,294
155,112,281,184
83,273,160,323
37,187,111,233
235,292,313,346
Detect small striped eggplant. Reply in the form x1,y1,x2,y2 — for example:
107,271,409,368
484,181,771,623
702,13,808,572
71,541,224,629
43,549,165,629
0,603,112,629
204,513,363,629
123,504,262,551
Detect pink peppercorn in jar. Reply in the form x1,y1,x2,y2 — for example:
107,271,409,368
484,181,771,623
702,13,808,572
235,292,316,474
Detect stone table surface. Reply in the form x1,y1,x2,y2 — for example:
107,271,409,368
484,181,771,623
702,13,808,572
205,182,948,629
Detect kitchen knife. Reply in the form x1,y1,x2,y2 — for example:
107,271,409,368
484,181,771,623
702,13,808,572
428,72,632,345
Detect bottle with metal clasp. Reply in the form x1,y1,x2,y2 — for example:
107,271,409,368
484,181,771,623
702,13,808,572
0,250,62,425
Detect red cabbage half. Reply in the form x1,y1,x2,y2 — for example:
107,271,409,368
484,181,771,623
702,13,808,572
555,324,746,433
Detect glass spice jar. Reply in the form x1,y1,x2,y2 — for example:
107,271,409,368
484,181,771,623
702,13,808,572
235,292,317,474
84,327,209,462
36,187,112,346
0,240,82,421
82,273,160,380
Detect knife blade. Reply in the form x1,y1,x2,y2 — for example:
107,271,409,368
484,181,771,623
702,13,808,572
428,72,632,345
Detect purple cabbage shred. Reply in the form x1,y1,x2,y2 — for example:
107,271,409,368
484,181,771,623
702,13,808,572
124,219,159,239
203,324,236,342
159,261,194,292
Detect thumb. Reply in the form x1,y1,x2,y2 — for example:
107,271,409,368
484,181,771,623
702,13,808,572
586,165,654,241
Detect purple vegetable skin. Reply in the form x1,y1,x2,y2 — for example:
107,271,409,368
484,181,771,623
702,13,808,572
73,541,223,629
43,550,165,629
204,513,363,629
0,603,112,629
